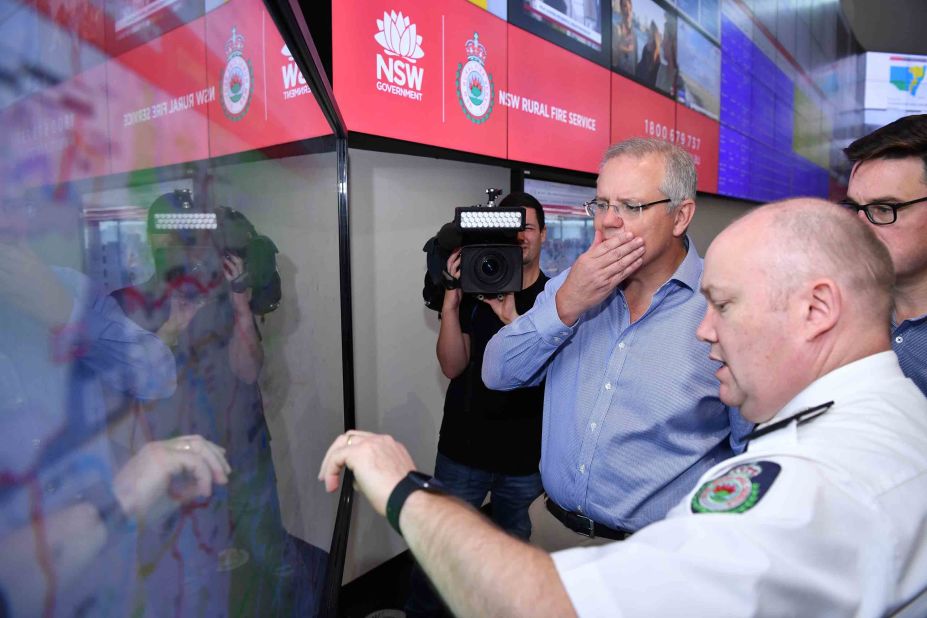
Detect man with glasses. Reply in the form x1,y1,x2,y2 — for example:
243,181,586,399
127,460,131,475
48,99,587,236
843,114,927,394
482,138,749,548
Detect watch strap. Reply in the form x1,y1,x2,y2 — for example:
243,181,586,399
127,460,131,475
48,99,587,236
386,472,444,536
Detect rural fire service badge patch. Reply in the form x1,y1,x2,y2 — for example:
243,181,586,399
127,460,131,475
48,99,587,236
691,461,781,514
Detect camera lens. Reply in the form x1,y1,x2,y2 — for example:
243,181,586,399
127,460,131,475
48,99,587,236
480,256,500,278
477,252,508,284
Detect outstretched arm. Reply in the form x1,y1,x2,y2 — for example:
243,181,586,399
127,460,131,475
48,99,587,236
480,274,567,390
319,431,576,618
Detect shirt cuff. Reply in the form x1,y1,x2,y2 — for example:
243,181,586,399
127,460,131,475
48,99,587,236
531,293,576,345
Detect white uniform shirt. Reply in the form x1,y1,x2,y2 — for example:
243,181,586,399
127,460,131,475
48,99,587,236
553,352,927,617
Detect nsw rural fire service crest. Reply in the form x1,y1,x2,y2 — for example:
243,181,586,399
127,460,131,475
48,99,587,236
456,32,494,124
221,27,254,122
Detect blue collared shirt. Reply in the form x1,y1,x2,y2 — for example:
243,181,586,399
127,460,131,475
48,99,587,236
893,314,927,396
483,238,752,531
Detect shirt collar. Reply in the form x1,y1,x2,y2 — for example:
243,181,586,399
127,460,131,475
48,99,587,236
893,311,927,328
749,351,900,448
666,235,702,292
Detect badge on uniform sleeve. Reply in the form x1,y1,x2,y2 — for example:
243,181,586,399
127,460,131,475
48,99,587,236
691,461,781,514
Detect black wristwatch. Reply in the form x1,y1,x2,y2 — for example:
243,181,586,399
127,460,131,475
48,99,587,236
386,471,445,536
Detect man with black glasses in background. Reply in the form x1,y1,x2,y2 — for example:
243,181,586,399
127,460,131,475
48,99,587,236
843,114,927,394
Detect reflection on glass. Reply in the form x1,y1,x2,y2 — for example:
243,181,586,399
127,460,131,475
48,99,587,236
0,0,338,614
109,190,307,616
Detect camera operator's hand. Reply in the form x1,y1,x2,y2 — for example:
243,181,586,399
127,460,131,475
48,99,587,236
158,292,206,347
555,229,645,326
113,435,230,522
223,253,264,383
437,248,469,378
223,254,252,316
442,249,463,311
481,293,517,325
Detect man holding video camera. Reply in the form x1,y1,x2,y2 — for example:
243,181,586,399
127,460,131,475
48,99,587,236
484,138,750,548
407,192,549,617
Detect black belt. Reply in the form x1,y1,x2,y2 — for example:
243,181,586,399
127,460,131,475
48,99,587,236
546,497,632,541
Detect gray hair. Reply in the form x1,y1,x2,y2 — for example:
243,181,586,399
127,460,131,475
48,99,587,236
600,137,697,211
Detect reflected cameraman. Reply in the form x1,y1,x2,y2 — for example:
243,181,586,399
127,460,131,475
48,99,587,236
111,191,303,616
408,192,549,617
142,195,265,385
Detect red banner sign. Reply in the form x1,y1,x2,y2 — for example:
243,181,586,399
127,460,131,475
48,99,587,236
107,0,333,175
107,18,210,174
610,73,675,146
206,0,330,158
675,104,719,193
334,0,508,158
4,64,110,188
506,25,610,173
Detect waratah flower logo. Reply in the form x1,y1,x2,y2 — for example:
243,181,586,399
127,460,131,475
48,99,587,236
375,11,424,62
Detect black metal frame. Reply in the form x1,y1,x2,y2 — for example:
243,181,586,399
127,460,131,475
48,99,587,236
260,1,354,615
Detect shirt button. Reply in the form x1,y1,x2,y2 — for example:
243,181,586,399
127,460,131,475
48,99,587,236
896,336,904,344
553,337,561,343
590,422,597,430
579,464,586,474
604,382,612,390
618,341,625,349
577,505,583,513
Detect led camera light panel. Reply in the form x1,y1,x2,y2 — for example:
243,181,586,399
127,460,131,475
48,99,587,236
456,207,526,230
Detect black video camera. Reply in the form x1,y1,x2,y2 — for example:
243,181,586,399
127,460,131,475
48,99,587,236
423,189,526,306
149,190,282,316
455,189,525,295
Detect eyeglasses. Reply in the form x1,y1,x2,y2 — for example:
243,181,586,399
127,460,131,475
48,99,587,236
837,196,927,225
582,198,672,218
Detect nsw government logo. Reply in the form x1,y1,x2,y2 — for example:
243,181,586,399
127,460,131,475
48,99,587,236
456,33,493,124
375,11,424,101
281,44,311,100
220,27,253,121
